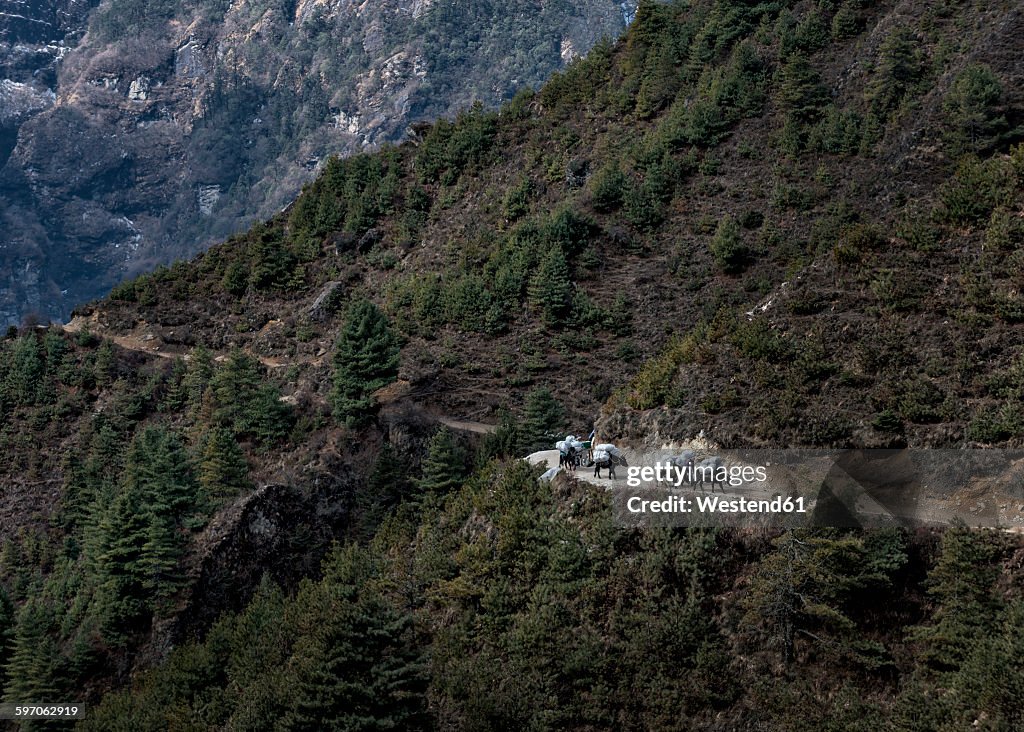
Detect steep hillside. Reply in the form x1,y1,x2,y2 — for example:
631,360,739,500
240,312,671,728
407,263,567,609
71,0,1024,447
2,0,1024,727
0,0,634,327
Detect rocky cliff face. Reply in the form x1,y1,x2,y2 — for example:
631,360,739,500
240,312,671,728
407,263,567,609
0,0,635,326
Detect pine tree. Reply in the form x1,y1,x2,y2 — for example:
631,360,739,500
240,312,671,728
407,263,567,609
777,53,828,123
93,339,116,386
91,489,155,641
478,408,522,462
160,358,188,412
417,428,468,496
869,27,924,119
528,247,573,327
522,387,566,452
282,546,427,732
590,162,626,213
710,215,747,273
741,530,897,667
331,300,400,428
353,444,414,539
183,346,214,412
123,427,197,519
198,427,251,503
194,350,292,443
943,64,1008,155
3,597,62,703
908,526,1003,671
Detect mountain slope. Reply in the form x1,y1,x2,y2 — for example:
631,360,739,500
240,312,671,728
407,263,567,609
1,0,1024,725
0,0,635,326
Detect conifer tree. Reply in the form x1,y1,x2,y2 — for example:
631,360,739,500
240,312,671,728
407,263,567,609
417,428,468,496
741,529,898,667
353,444,414,538
778,53,828,123
160,358,188,412
710,215,747,273
93,339,116,386
528,246,572,327
908,525,1003,671
198,427,251,503
478,408,522,462
3,597,62,704
943,64,1008,155
331,300,400,428
522,387,566,451
91,489,155,641
123,427,197,519
206,350,291,443
282,546,427,732
184,346,214,411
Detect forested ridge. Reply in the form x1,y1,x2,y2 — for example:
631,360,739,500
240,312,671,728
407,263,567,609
2,0,1024,728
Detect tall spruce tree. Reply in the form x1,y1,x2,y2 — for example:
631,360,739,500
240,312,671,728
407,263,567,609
417,428,468,496
198,427,251,503
208,350,291,443
943,64,1008,155
331,300,400,428
522,387,566,451
282,546,427,732
528,247,573,327
2,597,62,704
908,525,1003,671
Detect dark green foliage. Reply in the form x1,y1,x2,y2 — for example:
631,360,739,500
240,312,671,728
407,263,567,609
710,215,747,273
742,530,904,667
331,300,400,428
0,586,12,689
793,9,829,53
502,176,533,222
221,261,249,296
908,526,1004,671
478,408,523,463
289,152,400,240
198,428,251,503
624,155,678,230
281,546,428,731
868,26,927,120
0,334,46,408
417,428,469,496
2,596,63,704
589,161,627,212
777,54,829,123
248,224,297,292
528,247,573,327
416,105,497,185
207,350,292,444
88,427,198,640
831,2,862,40
352,444,414,540
521,387,565,450
938,155,1015,224
943,64,1009,155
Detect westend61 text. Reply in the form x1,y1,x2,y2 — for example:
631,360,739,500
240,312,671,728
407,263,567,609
626,495,808,514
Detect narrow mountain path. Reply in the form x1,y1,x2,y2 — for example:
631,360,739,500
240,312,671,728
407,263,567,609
62,315,320,370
